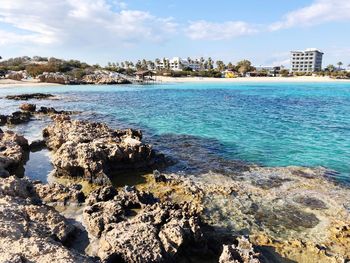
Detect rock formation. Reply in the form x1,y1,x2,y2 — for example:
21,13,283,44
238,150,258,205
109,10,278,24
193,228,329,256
19,103,37,112
43,116,163,184
219,237,260,263
83,186,206,262
0,176,94,263
0,131,29,178
5,93,55,100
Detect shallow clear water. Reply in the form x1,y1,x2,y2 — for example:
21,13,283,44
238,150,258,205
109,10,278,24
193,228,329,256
0,82,349,182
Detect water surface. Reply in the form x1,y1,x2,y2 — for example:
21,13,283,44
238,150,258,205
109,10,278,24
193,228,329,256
0,82,349,182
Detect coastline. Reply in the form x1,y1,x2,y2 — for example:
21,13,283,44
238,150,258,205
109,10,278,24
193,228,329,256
0,79,62,87
156,76,350,83
1,76,350,88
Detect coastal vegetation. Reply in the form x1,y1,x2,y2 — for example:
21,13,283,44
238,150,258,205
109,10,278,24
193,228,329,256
1,56,350,84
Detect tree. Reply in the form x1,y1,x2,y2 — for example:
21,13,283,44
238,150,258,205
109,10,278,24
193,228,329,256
326,64,335,72
216,60,225,71
337,61,343,70
280,69,290,77
208,57,213,70
236,60,254,76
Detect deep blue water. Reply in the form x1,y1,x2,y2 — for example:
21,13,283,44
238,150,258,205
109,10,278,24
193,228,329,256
0,82,349,182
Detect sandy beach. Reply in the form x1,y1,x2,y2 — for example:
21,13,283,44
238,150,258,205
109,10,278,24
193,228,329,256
0,79,61,87
157,76,350,83
1,76,350,88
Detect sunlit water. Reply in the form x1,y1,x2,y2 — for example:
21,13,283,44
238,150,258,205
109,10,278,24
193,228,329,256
0,82,349,183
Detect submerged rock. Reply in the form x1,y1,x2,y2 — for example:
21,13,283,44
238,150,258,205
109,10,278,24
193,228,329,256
5,93,55,100
29,139,47,152
43,117,163,184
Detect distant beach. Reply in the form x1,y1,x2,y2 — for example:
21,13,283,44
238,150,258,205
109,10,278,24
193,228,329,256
157,76,350,83
1,76,350,89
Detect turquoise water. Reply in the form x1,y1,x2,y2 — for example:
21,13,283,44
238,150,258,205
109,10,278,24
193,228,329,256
0,82,349,182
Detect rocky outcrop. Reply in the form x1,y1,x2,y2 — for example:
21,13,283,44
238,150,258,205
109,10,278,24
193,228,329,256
83,186,205,262
5,93,55,100
43,117,164,184
81,72,130,84
0,176,94,263
0,131,29,178
6,71,25,81
19,103,36,112
38,72,73,84
0,111,32,125
33,182,85,205
219,237,260,263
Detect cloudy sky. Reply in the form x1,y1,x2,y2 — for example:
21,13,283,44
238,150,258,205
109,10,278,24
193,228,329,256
0,0,350,67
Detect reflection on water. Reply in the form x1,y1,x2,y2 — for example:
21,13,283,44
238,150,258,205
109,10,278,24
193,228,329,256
24,149,53,183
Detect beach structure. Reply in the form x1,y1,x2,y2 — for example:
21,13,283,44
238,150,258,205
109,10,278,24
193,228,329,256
290,48,323,72
156,57,201,71
255,66,282,77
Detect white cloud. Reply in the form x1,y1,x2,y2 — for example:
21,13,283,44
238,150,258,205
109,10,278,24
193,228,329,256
0,0,178,47
270,0,350,31
186,20,258,40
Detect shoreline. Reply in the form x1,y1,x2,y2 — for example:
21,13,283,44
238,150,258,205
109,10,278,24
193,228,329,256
0,79,62,87
1,76,350,88
156,76,350,83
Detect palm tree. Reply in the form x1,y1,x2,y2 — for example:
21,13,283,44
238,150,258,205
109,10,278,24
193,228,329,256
337,61,343,70
208,57,213,70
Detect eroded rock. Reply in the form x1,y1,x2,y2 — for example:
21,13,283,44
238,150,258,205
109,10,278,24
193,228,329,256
19,103,36,112
219,237,260,263
0,176,93,262
84,187,205,262
0,131,29,177
43,117,163,184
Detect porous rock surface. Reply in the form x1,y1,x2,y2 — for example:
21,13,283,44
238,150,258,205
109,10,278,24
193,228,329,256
0,131,29,178
43,116,161,184
219,237,260,263
83,186,206,262
0,176,93,263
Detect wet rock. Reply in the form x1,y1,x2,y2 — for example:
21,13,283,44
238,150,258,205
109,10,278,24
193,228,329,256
37,106,75,115
33,182,85,205
252,176,292,189
153,170,167,183
0,131,29,177
254,204,320,231
29,139,46,152
0,115,7,125
43,117,163,184
0,128,3,134
6,111,32,125
293,196,327,210
19,103,36,112
219,237,260,263
85,186,117,205
5,93,55,100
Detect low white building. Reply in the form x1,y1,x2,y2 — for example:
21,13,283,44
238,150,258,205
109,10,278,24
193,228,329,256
156,57,201,71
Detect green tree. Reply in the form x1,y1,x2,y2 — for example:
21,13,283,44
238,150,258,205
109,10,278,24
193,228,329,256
337,61,343,70
236,60,254,76
216,60,225,71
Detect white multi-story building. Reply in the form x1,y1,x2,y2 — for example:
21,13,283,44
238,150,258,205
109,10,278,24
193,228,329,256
290,48,323,72
156,57,201,71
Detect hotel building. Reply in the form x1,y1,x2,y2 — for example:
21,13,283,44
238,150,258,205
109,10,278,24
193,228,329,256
290,48,323,72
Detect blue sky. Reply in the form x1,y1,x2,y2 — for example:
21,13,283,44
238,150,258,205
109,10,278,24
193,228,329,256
0,0,349,67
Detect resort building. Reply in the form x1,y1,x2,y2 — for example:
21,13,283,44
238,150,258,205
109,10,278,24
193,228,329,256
290,48,323,72
156,57,201,71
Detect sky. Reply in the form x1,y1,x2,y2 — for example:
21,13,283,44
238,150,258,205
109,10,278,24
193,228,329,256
0,0,350,67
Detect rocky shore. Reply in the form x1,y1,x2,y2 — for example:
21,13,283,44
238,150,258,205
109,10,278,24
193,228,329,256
1,94,350,262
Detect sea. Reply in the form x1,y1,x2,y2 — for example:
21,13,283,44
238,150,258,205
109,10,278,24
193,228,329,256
0,82,349,183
